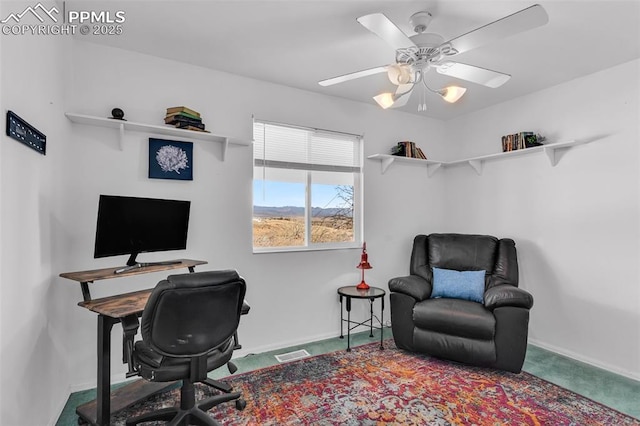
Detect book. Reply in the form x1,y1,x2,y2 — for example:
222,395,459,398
165,115,203,126
391,141,427,159
175,121,205,130
502,132,541,152
165,111,201,121
399,141,416,158
166,106,201,118
177,125,210,133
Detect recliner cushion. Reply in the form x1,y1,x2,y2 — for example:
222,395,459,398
413,298,495,340
428,234,498,274
413,329,496,365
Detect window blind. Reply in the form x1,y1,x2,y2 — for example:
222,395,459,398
253,121,361,173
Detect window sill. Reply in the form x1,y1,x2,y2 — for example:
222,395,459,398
253,241,362,254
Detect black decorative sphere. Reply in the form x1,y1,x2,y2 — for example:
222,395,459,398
111,108,125,120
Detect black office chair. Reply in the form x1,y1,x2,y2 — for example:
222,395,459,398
126,270,247,426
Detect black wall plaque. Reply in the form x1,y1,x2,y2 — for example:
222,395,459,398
6,111,46,155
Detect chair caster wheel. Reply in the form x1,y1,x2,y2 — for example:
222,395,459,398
235,398,246,411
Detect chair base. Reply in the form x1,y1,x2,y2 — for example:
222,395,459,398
126,379,244,426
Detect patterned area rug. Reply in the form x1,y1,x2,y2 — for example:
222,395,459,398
111,340,639,425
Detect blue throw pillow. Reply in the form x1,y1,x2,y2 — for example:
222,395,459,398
431,267,485,303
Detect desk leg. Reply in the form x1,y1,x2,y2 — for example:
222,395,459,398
97,315,117,426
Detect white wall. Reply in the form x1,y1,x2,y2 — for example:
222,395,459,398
0,27,76,426
60,40,447,391
443,59,640,379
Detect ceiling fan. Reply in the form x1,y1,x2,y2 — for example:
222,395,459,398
319,4,548,110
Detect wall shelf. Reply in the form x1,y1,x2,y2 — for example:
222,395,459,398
368,140,585,176
367,154,443,176
65,113,249,160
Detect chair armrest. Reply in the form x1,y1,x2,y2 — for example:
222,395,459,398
133,341,164,369
388,275,431,301
484,285,534,310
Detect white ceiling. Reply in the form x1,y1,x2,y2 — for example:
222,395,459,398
74,0,640,120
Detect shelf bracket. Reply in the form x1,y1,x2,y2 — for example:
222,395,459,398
544,146,557,166
380,156,395,174
118,122,125,151
468,159,483,175
427,163,442,177
221,137,229,161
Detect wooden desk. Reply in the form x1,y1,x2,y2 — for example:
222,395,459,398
79,288,153,318
61,259,207,426
61,258,207,302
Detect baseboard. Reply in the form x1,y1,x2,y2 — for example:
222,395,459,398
49,388,72,426
528,338,640,382
232,330,340,359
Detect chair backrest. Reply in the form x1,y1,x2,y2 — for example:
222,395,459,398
410,233,519,289
141,270,246,357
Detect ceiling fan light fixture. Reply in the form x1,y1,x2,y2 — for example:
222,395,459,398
439,86,467,103
387,64,412,85
373,92,396,109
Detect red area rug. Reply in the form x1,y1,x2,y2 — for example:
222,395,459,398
112,340,638,425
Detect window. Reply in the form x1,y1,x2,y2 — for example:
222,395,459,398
253,120,362,252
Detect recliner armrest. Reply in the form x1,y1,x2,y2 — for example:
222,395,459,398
388,275,431,301
484,285,533,310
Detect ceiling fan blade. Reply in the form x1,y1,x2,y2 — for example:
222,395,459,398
357,13,417,51
318,66,389,86
444,4,548,55
390,84,414,108
436,62,511,88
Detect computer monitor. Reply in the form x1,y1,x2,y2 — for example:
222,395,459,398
94,195,190,268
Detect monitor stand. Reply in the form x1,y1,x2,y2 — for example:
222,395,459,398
115,253,183,274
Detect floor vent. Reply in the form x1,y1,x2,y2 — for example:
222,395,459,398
274,349,310,363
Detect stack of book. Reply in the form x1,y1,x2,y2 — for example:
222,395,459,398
164,106,209,132
391,141,427,159
501,132,542,152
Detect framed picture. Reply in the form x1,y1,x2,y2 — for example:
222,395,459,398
149,138,193,181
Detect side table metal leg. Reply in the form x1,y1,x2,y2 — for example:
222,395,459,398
339,295,344,339
380,296,385,350
346,296,352,352
369,298,374,337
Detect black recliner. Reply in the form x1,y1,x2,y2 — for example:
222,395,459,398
389,234,534,373
127,270,247,426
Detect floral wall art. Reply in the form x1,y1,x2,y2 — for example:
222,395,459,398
148,138,193,181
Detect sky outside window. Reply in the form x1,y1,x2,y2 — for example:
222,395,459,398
253,180,346,208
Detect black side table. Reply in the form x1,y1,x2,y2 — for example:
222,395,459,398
337,286,385,351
